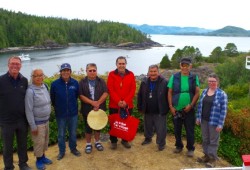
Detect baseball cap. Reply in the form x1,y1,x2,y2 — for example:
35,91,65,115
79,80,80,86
60,63,71,71
180,57,192,64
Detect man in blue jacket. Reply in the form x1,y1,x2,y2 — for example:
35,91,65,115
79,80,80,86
50,63,81,160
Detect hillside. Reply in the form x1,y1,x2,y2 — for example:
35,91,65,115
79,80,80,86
129,24,250,37
207,26,250,37
129,24,212,35
0,8,154,49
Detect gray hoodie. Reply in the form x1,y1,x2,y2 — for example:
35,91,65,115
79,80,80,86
25,83,51,131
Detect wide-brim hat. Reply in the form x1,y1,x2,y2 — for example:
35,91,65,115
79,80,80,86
87,109,108,130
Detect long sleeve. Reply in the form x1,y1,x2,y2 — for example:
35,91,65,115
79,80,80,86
25,88,37,131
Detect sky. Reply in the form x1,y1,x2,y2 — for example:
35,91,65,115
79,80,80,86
1,0,250,30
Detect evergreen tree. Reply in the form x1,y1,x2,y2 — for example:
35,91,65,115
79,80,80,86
160,54,171,68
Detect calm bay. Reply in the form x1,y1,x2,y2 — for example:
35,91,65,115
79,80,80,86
0,34,250,78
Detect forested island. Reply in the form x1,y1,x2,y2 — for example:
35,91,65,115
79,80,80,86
0,8,160,52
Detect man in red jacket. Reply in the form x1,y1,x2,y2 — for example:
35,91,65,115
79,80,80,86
107,56,136,150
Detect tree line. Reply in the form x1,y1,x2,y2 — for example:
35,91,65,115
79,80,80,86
0,8,148,48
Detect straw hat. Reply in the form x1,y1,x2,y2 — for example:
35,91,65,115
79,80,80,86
87,109,108,130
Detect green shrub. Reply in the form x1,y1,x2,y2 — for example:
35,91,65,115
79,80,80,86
224,83,249,100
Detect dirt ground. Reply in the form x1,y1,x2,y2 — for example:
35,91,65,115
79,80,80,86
0,133,233,170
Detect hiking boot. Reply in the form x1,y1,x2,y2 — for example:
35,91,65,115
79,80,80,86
187,150,194,157
71,149,81,157
121,141,131,149
158,145,165,151
57,153,65,160
205,158,216,168
141,138,152,145
173,148,183,153
41,155,53,164
110,143,117,150
197,154,210,163
36,159,45,170
20,164,32,170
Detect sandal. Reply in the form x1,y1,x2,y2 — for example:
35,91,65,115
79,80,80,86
95,143,104,151
85,145,92,154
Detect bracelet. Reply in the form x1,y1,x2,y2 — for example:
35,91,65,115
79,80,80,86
189,104,193,108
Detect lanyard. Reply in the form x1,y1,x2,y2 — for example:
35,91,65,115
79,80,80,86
149,82,156,92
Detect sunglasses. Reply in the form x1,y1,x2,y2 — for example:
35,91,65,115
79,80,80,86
88,69,96,73
181,63,190,68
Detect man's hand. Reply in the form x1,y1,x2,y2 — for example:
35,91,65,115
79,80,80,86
32,129,38,136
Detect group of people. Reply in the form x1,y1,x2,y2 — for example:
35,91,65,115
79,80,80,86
0,55,228,170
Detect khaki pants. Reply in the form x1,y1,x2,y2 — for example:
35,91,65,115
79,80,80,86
31,121,49,157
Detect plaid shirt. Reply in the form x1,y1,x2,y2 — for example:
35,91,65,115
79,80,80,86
196,88,228,128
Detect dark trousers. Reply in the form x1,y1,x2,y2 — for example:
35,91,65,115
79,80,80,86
0,120,29,170
109,108,133,143
173,109,195,151
144,114,167,147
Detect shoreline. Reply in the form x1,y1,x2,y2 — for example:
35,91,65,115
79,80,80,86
0,41,163,54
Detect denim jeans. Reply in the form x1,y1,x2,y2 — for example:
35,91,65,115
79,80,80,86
56,115,78,154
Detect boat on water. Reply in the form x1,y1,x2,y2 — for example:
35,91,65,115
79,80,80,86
19,54,31,61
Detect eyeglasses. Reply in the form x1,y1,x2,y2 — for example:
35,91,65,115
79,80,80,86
33,74,44,78
118,63,126,65
181,63,190,68
88,69,96,73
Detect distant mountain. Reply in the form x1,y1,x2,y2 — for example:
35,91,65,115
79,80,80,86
207,26,250,37
128,24,213,35
128,24,250,37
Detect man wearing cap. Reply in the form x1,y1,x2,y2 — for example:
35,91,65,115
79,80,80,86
79,63,108,154
107,56,136,149
50,63,81,160
167,57,200,157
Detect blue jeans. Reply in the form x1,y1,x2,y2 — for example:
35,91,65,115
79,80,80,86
56,115,78,154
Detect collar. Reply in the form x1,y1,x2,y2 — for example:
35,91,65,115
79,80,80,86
114,69,130,75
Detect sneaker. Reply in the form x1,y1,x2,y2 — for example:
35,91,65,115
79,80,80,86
205,158,216,168
173,148,183,153
197,154,210,163
71,149,81,157
121,140,131,149
57,153,65,160
41,155,53,164
141,138,152,145
36,159,45,170
85,145,92,154
187,150,194,157
110,143,117,150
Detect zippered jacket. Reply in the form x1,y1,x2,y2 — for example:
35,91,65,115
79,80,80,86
137,76,169,115
0,72,28,124
50,77,79,118
107,69,136,109
25,84,51,131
